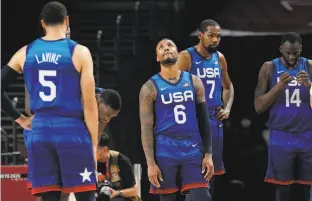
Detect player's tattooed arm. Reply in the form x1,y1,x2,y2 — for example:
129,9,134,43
219,52,234,113
177,50,192,72
192,75,206,103
139,80,157,165
254,61,287,114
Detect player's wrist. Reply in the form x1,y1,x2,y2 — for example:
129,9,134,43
15,114,26,124
204,153,212,158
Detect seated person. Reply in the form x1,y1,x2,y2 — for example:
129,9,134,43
97,133,140,201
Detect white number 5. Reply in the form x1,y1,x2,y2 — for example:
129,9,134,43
39,70,57,102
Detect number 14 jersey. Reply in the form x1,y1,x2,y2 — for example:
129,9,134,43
267,57,312,133
151,71,201,138
23,38,83,118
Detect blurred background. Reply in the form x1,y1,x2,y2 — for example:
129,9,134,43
1,0,312,201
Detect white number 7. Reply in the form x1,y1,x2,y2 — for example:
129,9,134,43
39,70,57,102
206,80,215,99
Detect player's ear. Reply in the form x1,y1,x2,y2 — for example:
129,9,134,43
41,19,46,31
103,146,109,152
198,31,202,40
279,46,283,53
64,16,69,26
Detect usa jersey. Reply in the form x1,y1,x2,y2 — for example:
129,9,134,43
23,38,83,118
151,71,200,138
267,57,312,133
187,47,223,111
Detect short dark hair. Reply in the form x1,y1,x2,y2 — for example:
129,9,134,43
41,1,67,26
99,89,122,111
281,32,302,45
199,19,220,33
99,133,110,147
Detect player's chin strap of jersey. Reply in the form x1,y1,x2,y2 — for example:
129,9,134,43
196,102,212,154
1,65,23,120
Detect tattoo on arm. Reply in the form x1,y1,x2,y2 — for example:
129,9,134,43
192,75,206,104
139,80,156,165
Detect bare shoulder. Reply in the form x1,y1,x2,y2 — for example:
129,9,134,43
179,50,191,59
139,79,157,102
73,44,91,56
178,50,191,71
260,61,275,77
8,45,28,73
217,51,225,59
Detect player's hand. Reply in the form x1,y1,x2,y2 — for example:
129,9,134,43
16,115,34,130
216,106,230,121
202,154,214,181
279,72,292,85
109,188,119,199
297,70,311,88
148,163,163,188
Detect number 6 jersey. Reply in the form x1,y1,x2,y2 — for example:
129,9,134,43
23,38,83,118
267,57,312,133
151,71,201,138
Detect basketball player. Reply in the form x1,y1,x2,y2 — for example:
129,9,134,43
254,32,312,201
24,87,122,191
178,19,234,199
139,38,213,201
1,2,98,201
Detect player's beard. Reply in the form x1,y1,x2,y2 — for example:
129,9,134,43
160,58,177,67
282,55,299,67
205,45,218,54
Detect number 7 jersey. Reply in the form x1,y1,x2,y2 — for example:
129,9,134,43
23,38,83,118
187,47,223,112
151,71,200,138
267,57,312,133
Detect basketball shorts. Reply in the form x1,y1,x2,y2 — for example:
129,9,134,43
265,129,312,185
29,113,96,195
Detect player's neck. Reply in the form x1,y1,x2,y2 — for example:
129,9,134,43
280,57,299,70
196,44,212,59
160,66,181,82
42,27,66,41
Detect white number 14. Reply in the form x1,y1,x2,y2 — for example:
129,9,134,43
285,89,301,107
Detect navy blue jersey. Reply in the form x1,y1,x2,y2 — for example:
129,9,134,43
187,47,223,111
151,71,201,138
267,57,312,133
23,38,83,118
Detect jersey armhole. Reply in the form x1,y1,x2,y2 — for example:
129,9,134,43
67,39,78,57
188,73,196,101
149,78,158,100
186,47,194,72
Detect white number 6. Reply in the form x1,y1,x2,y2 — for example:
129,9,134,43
174,104,186,124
